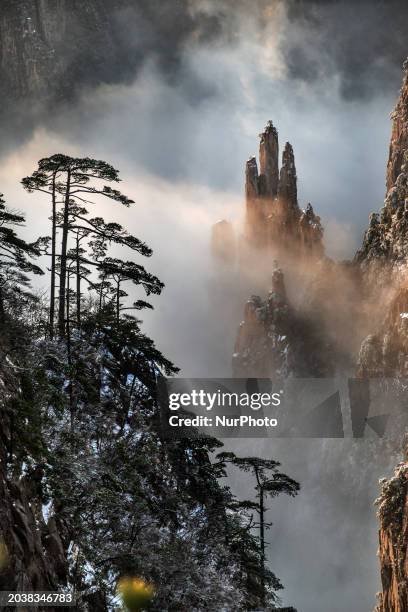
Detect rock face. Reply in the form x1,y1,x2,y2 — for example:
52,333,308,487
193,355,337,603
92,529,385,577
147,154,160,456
278,142,297,208
356,60,408,377
357,284,408,377
357,60,408,272
232,264,333,378
259,120,279,197
0,1,119,110
356,164,408,268
387,59,408,194
374,445,408,612
244,121,324,257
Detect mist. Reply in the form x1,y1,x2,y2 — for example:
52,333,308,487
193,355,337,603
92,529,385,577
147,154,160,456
0,2,406,609
0,52,394,376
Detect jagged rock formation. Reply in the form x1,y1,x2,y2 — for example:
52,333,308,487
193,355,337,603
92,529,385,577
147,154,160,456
211,220,236,264
212,121,324,268
259,120,279,198
229,118,360,379
357,284,408,377
357,60,408,274
244,121,324,258
356,160,408,268
356,60,408,377
374,445,408,612
232,64,408,381
387,59,408,194
278,142,298,208
233,266,291,377
232,264,333,378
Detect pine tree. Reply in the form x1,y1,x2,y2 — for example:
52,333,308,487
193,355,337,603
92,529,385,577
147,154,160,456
0,157,301,611
218,452,300,606
0,194,43,323
22,155,137,338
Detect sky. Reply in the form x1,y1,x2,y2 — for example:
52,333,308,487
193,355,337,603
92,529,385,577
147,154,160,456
1,0,404,375
1,1,407,610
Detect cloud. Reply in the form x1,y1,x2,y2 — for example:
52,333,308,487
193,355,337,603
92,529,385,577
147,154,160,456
282,0,408,100
1,0,406,127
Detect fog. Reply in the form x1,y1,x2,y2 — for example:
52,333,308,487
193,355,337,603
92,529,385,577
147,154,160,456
1,1,407,609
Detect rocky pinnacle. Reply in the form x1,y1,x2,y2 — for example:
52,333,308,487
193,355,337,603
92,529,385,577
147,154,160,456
259,120,279,197
387,59,408,193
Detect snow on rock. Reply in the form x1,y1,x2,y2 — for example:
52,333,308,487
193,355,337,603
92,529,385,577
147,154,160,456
374,442,408,612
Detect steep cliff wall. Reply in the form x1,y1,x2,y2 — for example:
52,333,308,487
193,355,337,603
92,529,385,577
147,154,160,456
232,264,334,378
0,1,121,110
357,284,408,377
357,60,408,276
387,59,408,194
375,448,408,612
356,59,408,377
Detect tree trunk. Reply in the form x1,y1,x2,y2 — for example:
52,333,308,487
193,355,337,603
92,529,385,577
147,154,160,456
116,279,120,327
58,169,71,337
254,466,266,605
49,172,57,339
66,273,71,365
76,232,81,328
0,286,4,325
66,272,74,431
98,275,104,314
259,485,265,604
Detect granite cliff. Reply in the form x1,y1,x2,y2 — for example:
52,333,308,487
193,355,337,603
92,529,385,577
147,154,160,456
212,121,324,267
0,1,122,110
375,443,408,612
232,264,334,378
357,60,408,378
357,60,408,275
244,122,323,258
